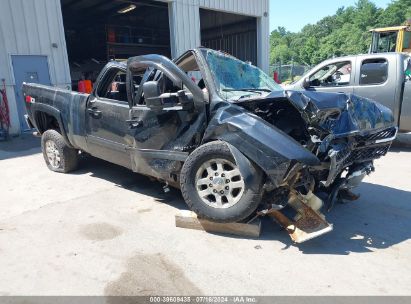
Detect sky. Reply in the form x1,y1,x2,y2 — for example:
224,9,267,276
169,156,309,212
269,0,392,33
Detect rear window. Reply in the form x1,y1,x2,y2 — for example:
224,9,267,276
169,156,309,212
360,59,388,85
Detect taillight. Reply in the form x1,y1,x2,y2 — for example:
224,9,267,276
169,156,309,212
25,95,35,103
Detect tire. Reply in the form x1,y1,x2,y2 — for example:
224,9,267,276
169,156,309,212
180,141,263,223
41,129,78,173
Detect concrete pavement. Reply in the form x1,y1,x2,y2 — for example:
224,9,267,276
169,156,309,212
1,135,411,296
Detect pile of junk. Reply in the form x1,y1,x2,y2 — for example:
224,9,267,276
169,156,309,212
0,79,10,141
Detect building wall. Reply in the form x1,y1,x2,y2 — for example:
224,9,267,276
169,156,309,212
0,0,269,135
167,0,270,72
0,0,71,135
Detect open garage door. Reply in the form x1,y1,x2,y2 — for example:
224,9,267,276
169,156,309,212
61,0,171,90
200,9,257,65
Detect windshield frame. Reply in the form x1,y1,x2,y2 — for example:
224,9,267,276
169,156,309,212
199,48,282,101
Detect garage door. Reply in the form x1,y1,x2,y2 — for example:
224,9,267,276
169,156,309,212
200,9,257,65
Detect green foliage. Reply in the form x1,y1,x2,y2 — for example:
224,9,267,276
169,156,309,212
270,0,411,66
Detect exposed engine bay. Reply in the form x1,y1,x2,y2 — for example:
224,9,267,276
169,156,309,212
236,91,397,242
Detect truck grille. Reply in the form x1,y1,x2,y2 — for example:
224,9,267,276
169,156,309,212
345,145,391,164
355,127,397,143
337,127,395,166
326,127,395,186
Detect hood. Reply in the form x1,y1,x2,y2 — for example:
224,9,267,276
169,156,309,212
284,90,394,135
239,90,395,136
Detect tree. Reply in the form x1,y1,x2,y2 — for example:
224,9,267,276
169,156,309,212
269,0,411,66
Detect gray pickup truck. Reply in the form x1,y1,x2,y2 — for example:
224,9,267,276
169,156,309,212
287,53,411,132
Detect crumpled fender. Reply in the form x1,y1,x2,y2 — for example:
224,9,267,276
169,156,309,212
202,104,320,186
226,142,256,187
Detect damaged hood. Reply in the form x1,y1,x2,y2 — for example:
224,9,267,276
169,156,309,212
238,90,395,136
285,90,394,135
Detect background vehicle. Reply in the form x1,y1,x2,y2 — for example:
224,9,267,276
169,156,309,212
369,20,411,54
287,52,411,132
22,48,396,241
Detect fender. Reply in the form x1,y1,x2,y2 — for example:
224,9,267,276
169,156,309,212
31,103,73,148
202,104,320,186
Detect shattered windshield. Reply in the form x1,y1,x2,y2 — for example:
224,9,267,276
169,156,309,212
202,49,282,100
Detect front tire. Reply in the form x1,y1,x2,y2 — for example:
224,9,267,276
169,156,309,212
180,141,263,223
41,129,78,173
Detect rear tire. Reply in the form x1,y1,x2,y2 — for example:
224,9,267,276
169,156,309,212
180,141,263,223
41,129,78,173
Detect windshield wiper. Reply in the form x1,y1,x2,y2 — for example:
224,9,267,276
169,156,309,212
223,88,272,94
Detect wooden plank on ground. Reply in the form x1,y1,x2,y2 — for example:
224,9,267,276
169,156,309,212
175,210,261,238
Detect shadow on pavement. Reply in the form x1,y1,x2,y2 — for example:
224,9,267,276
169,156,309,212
73,155,411,254
268,182,411,255
73,155,188,210
5,135,408,254
0,134,41,160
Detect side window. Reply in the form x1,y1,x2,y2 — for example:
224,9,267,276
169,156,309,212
96,68,128,103
309,61,352,87
360,59,388,85
377,32,398,53
178,53,205,90
404,32,411,50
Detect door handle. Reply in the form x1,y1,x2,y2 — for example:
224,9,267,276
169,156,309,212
87,108,102,119
126,119,143,129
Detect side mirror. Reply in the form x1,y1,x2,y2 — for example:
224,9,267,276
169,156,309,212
177,90,194,111
143,81,162,108
302,78,311,89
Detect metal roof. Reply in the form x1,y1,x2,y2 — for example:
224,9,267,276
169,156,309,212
369,26,410,32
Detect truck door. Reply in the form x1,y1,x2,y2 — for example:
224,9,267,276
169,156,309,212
400,57,411,132
353,57,398,114
305,59,355,95
125,53,207,179
85,65,132,169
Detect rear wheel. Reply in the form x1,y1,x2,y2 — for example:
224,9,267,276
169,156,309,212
41,129,78,173
180,141,263,223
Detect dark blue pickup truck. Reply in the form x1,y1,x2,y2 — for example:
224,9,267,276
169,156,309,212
22,48,397,242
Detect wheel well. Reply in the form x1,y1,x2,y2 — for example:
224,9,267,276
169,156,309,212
35,111,60,134
202,140,268,186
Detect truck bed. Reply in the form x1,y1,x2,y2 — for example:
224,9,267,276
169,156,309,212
22,83,89,151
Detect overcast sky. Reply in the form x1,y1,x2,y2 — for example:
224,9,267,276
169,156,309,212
269,0,392,33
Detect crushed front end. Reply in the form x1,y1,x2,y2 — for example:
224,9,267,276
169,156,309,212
238,91,397,243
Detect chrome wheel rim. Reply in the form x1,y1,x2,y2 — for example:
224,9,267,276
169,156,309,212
45,140,61,169
195,158,245,209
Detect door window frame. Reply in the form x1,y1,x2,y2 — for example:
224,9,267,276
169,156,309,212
127,53,206,109
308,60,354,88
94,66,129,105
358,57,389,86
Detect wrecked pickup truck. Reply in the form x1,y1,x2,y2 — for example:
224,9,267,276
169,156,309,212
23,48,397,242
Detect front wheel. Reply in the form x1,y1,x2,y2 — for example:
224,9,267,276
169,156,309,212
180,141,263,223
41,129,78,173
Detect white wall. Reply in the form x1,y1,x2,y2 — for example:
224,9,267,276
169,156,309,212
0,0,71,135
167,0,270,72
